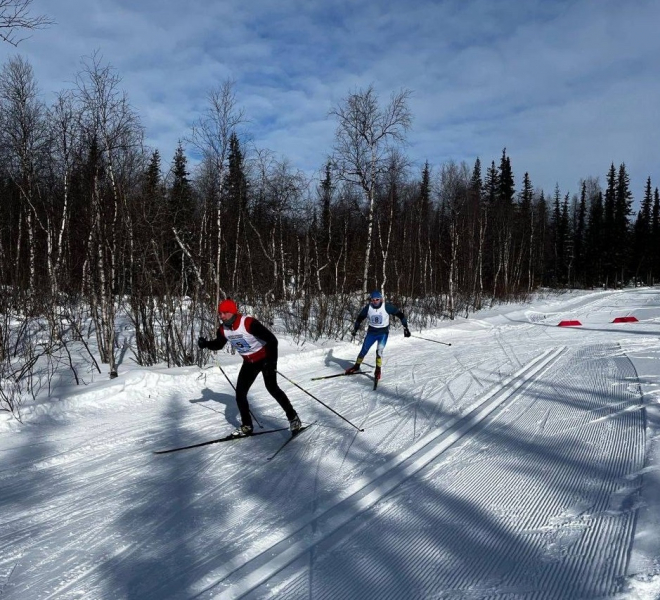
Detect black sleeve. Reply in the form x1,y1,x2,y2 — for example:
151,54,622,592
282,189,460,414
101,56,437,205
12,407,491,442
248,318,279,362
206,327,228,351
395,310,408,328
354,305,369,330
385,303,408,328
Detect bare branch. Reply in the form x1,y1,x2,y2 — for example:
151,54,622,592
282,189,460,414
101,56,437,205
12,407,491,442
0,0,53,46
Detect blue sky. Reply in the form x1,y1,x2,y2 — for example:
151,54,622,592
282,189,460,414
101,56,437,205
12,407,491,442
3,0,659,201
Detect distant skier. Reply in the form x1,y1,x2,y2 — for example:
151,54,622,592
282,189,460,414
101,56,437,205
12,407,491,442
198,299,301,436
345,290,410,380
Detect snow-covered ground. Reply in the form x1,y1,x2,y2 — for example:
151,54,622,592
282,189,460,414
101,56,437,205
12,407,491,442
2,288,660,599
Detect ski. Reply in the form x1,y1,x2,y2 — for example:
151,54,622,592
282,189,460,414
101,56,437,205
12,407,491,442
267,422,316,461
153,427,289,454
310,370,371,381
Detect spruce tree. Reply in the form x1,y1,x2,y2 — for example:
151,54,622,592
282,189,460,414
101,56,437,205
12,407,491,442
633,177,653,284
168,142,195,287
586,190,604,287
574,182,587,286
483,160,499,287
535,191,549,286
497,149,515,207
614,163,633,283
560,193,572,284
469,158,485,305
551,184,562,285
653,187,660,282
221,132,249,290
519,172,534,290
603,163,617,285
318,163,332,289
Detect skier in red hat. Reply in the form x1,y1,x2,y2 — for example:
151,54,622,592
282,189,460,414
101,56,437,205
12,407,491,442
198,298,301,436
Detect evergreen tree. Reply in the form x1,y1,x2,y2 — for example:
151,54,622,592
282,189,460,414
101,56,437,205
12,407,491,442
603,163,617,284
170,142,194,227
140,149,165,273
221,132,248,289
484,160,499,205
468,158,485,305
168,142,195,287
614,163,633,283
415,161,432,297
145,150,162,197
469,158,483,198
653,187,660,282
633,177,653,284
560,193,572,284
551,184,562,285
317,162,334,292
491,149,515,297
518,172,534,290
535,191,549,286
585,190,604,286
497,148,515,207
574,182,587,285
483,160,499,287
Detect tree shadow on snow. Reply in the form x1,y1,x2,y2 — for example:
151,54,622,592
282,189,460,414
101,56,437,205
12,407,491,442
235,343,646,599
99,393,212,599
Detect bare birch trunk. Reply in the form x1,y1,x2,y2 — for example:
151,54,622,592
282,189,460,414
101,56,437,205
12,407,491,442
26,208,36,291
378,193,395,293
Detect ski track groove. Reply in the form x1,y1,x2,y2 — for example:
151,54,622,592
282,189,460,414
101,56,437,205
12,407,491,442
3,291,655,599
245,343,645,599
15,409,296,600
196,347,567,599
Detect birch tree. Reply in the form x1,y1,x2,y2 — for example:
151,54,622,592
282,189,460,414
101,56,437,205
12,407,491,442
74,53,143,377
0,0,52,46
376,150,407,294
188,80,244,319
439,161,470,318
0,55,49,293
330,85,411,295
48,90,81,293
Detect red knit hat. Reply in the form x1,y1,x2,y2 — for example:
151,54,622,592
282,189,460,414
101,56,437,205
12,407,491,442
217,299,238,314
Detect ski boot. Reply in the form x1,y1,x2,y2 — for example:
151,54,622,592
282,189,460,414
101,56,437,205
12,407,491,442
231,424,254,437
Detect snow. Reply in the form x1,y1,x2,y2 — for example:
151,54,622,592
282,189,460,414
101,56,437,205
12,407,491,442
2,288,660,599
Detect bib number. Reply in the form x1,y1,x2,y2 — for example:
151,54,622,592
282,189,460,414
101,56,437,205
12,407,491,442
228,337,251,354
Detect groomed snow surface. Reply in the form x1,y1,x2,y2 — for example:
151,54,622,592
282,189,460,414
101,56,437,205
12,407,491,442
2,288,660,599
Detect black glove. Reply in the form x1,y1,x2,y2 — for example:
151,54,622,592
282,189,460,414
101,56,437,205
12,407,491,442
197,336,208,349
403,327,411,338
351,329,358,339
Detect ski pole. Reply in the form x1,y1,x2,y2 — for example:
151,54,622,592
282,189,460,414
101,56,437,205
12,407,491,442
218,363,263,429
410,334,452,346
277,370,365,432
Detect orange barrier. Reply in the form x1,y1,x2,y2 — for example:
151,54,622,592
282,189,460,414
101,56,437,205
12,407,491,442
558,320,582,327
612,316,638,323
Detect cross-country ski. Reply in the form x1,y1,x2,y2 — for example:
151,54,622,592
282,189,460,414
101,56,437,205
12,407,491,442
266,422,316,461
153,426,289,454
310,370,372,381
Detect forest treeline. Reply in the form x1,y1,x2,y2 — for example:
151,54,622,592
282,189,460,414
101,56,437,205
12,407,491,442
0,54,659,390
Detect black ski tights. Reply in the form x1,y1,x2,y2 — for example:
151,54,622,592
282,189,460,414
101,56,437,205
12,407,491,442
234,360,297,427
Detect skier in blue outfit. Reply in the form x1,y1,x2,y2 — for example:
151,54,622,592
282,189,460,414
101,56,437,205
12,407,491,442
345,290,411,380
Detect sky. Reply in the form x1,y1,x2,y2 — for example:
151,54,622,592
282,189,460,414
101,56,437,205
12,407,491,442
2,288,660,598
1,0,659,201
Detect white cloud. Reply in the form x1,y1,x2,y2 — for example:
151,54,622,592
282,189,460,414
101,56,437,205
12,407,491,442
2,0,659,200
